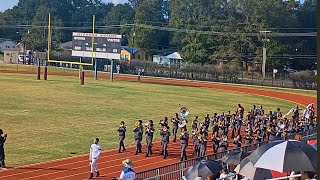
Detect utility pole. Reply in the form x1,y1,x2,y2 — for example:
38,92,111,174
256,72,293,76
260,30,271,80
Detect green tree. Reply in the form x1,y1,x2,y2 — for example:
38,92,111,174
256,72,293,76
132,0,165,56
22,6,63,51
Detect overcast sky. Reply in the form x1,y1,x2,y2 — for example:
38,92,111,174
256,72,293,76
0,0,128,12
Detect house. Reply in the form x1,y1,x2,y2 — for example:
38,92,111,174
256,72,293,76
120,46,149,60
153,49,184,65
0,38,18,53
3,48,20,64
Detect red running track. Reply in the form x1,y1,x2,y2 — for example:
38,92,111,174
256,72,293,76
0,70,316,179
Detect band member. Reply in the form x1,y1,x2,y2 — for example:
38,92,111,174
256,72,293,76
276,108,283,118
145,120,155,157
233,133,242,149
133,120,143,155
118,121,126,153
236,114,242,135
159,117,169,128
172,113,179,142
192,116,199,129
179,117,188,130
244,131,253,151
211,132,220,153
293,105,300,119
198,133,207,157
255,130,263,148
230,114,237,139
236,104,244,118
0,129,7,169
160,125,170,159
88,138,101,179
219,135,228,152
180,128,189,161
267,124,277,141
192,128,199,155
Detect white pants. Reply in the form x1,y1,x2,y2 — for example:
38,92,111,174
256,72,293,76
90,158,99,173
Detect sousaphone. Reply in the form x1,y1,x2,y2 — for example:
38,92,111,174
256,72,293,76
179,107,189,118
178,107,189,128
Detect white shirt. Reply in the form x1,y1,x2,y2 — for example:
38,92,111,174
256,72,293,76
119,168,135,180
89,144,101,160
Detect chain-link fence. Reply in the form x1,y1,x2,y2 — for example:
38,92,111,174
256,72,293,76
0,59,317,90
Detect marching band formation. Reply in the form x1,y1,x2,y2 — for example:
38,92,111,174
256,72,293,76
117,103,316,162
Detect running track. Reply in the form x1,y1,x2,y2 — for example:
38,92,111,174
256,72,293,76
0,70,317,180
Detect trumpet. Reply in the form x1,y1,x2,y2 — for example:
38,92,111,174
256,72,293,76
135,121,141,128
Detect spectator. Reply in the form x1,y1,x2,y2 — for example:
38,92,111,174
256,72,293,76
119,159,135,180
116,65,120,74
0,129,7,169
301,171,316,180
206,173,217,180
219,168,235,180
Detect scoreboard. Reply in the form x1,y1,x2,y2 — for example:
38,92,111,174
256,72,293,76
71,32,121,60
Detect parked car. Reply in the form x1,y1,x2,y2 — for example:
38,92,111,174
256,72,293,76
284,68,298,74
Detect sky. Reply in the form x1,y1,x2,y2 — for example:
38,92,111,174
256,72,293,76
0,0,128,12
0,0,307,13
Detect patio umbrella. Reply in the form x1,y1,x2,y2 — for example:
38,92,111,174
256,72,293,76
221,150,250,165
235,158,273,180
307,139,317,150
184,160,223,179
247,140,317,173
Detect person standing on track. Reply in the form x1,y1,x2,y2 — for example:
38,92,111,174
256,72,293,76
133,120,143,155
118,121,126,153
172,113,179,142
145,120,154,157
0,129,7,169
179,128,189,161
88,138,101,179
160,125,170,159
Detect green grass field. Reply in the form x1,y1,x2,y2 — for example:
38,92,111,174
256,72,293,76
0,73,299,166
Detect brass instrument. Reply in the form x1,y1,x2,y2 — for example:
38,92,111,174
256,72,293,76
179,119,187,128
277,119,285,129
135,120,141,128
179,107,189,118
267,127,272,132
159,119,167,126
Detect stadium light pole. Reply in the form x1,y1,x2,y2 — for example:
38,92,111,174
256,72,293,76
260,30,271,80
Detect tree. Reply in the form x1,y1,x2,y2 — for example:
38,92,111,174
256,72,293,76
132,0,166,56
105,3,134,34
22,6,62,51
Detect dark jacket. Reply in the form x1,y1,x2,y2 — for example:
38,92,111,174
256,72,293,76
145,128,154,142
118,127,126,137
160,131,170,142
0,135,5,147
133,127,143,140
180,133,189,145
